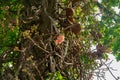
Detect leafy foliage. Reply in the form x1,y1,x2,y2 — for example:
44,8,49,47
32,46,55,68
0,0,120,80
97,0,120,60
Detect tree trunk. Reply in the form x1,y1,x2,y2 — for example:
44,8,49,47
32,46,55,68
17,0,58,79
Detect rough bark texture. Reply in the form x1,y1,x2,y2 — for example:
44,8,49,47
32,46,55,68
17,0,57,79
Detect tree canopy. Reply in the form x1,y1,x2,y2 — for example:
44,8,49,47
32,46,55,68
0,0,120,80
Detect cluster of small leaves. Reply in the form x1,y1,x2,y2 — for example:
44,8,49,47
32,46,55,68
0,0,23,78
0,0,23,54
96,0,120,61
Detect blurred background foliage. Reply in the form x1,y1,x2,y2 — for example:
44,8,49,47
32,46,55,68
0,0,22,54
98,0,120,61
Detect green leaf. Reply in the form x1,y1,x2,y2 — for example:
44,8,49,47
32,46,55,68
116,52,120,61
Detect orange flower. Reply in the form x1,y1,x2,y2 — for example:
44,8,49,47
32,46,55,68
55,35,65,45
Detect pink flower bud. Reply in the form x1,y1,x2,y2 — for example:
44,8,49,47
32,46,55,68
55,35,65,45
